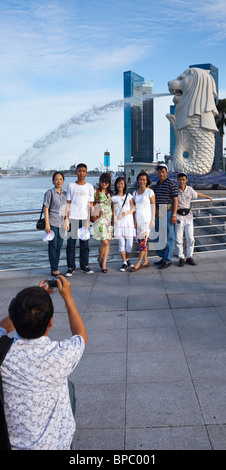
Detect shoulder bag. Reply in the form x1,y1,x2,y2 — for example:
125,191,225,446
36,189,53,230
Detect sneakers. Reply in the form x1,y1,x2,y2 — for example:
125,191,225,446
81,266,94,274
65,268,75,277
120,260,135,272
178,258,185,267
186,257,197,266
66,266,94,276
120,263,128,272
159,261,172,270
126,260,134,268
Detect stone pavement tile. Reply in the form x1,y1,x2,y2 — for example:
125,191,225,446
74,383,125,429
177,325,226,351
126,382,204,427
205,292,226,306
73,352,126,384
127,350,191,383
200,283,226,294
128,309,174,329
162,273,203,294
51,287,91,313
185,349,226,381
69,270,97,286
128,281,165,296
128,327,183,352
215,306,226,325
49,313,72,340
84,310,127,330
215,261,226,271
95,271,129,288
193,270,226,283
86,287,127,311
125,425,211,450
207,425,226,450
168,292,212,309
187,262,224,272
194,379,226,424
0,299,10,317
172,307,223,327
73,428,124,450
128,272,164,295
84,328,127,354
128,294,169,310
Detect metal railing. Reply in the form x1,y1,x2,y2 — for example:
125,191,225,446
1,198,226,270
192,197,226,252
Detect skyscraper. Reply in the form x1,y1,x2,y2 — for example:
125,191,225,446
124,71,154,168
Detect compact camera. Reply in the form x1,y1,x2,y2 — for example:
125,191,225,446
47,277,58,287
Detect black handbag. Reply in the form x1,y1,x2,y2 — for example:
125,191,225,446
177,207,191,216
36,190,53,230
0,335,14,450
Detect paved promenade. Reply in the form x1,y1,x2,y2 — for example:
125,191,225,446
1,251,226,450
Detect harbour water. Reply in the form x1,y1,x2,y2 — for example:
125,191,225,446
1,175,99,212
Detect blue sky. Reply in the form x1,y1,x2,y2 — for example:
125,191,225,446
0,0,226,170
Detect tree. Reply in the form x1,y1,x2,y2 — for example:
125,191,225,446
216,99,226,168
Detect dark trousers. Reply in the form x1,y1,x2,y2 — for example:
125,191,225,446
66,219,89,270
48,226,64,272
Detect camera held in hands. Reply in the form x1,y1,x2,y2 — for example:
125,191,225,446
47,277,58,288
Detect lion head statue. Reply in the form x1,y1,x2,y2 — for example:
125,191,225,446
168,68,218,132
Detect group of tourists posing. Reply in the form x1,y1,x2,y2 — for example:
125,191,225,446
43,162,212,276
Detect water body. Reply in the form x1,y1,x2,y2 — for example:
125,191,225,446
13,94,170,169
1,175,99,212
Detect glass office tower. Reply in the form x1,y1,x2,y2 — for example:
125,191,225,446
124,71,154,165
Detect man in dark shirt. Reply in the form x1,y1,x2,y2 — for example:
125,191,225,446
153,164,178,269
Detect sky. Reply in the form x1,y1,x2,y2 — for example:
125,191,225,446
0,0,226,171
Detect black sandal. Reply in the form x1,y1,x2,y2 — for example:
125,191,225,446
102,268,108,273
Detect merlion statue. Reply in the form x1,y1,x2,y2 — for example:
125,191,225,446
166,68,218,175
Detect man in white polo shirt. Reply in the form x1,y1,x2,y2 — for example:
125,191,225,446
176,172,212,267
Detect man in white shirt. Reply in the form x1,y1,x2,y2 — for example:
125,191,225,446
0,276,87,450
65,163,94,276
176,172,212,266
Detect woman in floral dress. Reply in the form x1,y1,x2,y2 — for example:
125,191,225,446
92,173,113,273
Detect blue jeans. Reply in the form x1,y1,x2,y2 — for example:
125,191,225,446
66,219,89,270
48,226,64,272
155,210,176,262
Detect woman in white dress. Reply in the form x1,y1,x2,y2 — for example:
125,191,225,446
131,172,155,271
112,177,136,271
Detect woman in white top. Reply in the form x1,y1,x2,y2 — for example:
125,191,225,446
112,177,136,272
131,172,155,271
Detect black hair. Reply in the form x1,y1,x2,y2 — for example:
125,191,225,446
9,286,54,339
98,172,112,195
76,163,87,170
177,173,188,179
114,176,127,195
136,171,151,187
52,171,64,183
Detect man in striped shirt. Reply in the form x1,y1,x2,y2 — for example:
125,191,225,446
153,164,178,269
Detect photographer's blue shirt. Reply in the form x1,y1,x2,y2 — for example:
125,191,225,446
0,328,85,450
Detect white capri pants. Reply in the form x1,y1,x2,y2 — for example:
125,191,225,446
175,217,195,259
118,237,133,253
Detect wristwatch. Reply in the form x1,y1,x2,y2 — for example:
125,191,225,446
172,214,176,217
